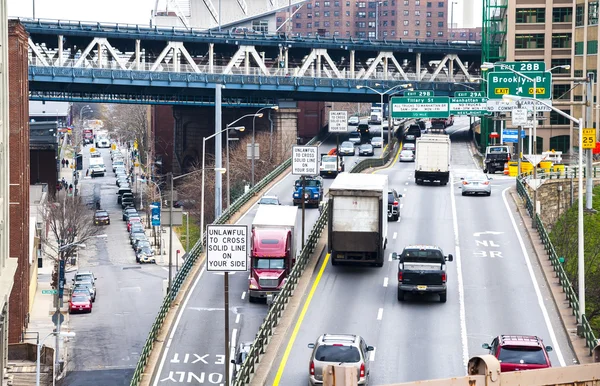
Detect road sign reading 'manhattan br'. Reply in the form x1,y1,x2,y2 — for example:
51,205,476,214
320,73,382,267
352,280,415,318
449,97,489,116
206,225,248,272
391,96,449,118
488,71,552,99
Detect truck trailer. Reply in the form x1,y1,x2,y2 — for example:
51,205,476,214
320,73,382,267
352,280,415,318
328,172,388,267
248,205,298,302
414,134,451,185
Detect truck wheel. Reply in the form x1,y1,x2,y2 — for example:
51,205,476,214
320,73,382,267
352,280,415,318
248,295,256,303
415,179,421,185
440,292,447,303
488,168,494,174
374,261,383,268
397,289,405,301
393,214,399,222
483,168,488,173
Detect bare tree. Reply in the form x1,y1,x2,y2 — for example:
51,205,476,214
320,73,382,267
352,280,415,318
100,104,150,162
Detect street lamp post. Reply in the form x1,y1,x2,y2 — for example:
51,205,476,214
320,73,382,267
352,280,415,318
36,331,76,386
251,106,279,187
503,94,586,326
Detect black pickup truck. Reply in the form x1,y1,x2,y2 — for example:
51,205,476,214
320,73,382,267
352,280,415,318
483,145,511,174
392,245,453,303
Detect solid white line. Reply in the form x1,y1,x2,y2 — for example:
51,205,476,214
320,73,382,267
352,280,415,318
400,204,404,209
376,308,384,320
369,347,376,362
405,181,409,185
229,328,238,382
393,232,397,239
388,253,393,261
383,277,389,287
235,313,241,324
501,187,566,367
449,172,470,373
153,266,206,386
162,267,169,272
241,291,246,300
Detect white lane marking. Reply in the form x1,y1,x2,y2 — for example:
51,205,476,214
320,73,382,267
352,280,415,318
376,308,384,321
501,187,566,367
400,204,404,209
229,328,238,382
162,267,169,272
388,253,393,261
449,171,470,373
235,313,241,324
153,266,206,386
369,347,376,362
403,188,407,192
405,182,409,185
241,291,246,300
393,232,397,239
383,277,389,287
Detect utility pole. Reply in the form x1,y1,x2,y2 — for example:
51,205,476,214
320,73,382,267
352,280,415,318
215,85,223,218
585,73,594,211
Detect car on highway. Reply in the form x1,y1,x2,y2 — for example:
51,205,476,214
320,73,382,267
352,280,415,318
399,149,415,162
231,342,253,381
370,136,383,148
338,141,356,156
73,280,96,302
402,143,416,153
136,245,156,263
388,189,402,221
460,173,492,196
93,210,110,225
308,334,374,386
258,195,280,205
69,294,92,314
348,132,362,145
358,143,374,156
348,116,360,126
123,207,137,221
482,335,553,372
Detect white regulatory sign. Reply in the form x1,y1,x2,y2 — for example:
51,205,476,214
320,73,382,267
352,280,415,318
511,108,528,126
206,225,248,272
292,145,318,176
487,99,552,112
329,110,348,133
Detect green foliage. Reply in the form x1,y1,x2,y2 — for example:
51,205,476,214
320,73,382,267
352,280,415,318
174,213,200,253
550,185,600,332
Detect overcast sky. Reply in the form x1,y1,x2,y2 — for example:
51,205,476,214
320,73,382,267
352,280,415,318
8,0,157,25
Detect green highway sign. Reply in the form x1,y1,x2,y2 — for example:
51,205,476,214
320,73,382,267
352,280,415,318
496,61,546,72
449,97,489,116
42,289,57,295
391,96,449,118
487,71,552,99
455,91,486,98
404,90,434,97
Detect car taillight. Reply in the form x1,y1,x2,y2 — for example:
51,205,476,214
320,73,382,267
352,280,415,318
360,363,365,377
441,273,447,283
398,271,403,282
462,181,469,185
393,201,398,205
482,181,490,185
309,360,315,375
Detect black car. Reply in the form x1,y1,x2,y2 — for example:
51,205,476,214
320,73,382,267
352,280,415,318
121,196,135,209
130,230,146,245
123,207,137,221
404,124,422,142
93,210,110,225
387,189,402,221
134,239,152,254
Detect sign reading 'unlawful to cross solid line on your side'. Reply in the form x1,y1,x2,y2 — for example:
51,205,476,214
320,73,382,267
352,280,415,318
206,225,248,272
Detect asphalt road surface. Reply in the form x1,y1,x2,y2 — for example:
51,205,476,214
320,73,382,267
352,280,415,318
265,118,576,385
64,145,169,386
151,128,387,386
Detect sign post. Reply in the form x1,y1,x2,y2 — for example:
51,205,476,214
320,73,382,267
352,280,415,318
206,224,248,386
292,146,318,249
329,111,348,173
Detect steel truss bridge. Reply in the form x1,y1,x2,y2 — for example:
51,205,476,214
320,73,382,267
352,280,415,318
21,19,483,105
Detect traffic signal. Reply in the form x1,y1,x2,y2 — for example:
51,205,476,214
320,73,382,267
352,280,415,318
75,153,83,170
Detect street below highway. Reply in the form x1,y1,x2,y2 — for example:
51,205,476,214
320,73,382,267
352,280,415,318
64,146,169,386
265,118,576,385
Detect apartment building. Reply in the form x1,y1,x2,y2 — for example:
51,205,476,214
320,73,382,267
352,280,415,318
504,0,574,153
277,0,449,40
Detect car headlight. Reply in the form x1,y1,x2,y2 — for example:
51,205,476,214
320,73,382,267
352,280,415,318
313,193,319,198
293,193,299,198
249,283,258,290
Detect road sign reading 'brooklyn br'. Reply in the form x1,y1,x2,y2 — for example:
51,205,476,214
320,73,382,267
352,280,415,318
487,71,552,99
391,96,450,118
206,225,248,272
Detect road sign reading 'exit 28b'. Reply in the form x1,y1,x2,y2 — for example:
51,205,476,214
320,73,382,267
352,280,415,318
582,128,597,149
390,96,449,118
292,146,318,176
206,225,248,272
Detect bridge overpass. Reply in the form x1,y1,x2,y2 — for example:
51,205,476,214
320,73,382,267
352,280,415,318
21,18,482,104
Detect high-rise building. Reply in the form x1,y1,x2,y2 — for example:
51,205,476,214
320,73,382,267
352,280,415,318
277,0,449,40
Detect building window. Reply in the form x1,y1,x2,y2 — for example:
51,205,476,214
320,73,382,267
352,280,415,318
324,21,330,26
295,13,301,18
391,30,396,35
551,33,571,48
415,0,420,5
358,1,366,7
404,10,409,15
427,11,432,17
315,11,320,17
588,40,599,54
334,30,340,35
383,10,388,16
437,31,443,36
315,1,320,7
277,17,283,22
404,30,409,35
335,1,340,6
426,31,431,36
553,84,571,100
346,11,351,16
438,1,444,7
404,20,409,25
368,31,376,37
574,69,583,77
415,10,420,15
575,41,584,55
334,11,340,16
438,21,444,27
391,20,395,25
314,21,320,27
438,11,444,17
368,11,376,17
346,21,351,26
590,2,599,25
368,21,376,27
347,1,350,5
552,7,572,23
576,5,584,26
383,20,388,26
324,1,330,6
252,20,269,33
515,8,545,23
550,110,570,125
550,58,571,73
307,3,312,8
415,20,420,25
357,31,366,38
324,11,330,16
426,21,432,26
358,11,366,17
404,0,409,4
346,31,351,36
383,31,388,36
295,23,302,28
307,12,312,18
356,21,366,27
307,22,312,28
514,34,545,49
415,30,421,36
335,20,340,26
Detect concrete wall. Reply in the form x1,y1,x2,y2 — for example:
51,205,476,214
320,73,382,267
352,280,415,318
8,20,30,344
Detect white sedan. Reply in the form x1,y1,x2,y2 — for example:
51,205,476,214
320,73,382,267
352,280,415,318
399,150,415,162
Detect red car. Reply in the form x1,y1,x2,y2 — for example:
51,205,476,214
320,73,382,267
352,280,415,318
69,294,92,314
482,335,553,372
127,217,141,232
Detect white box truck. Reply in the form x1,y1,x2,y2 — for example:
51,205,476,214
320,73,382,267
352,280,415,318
414,134,451,185
328,172,388,267
248,205,298,302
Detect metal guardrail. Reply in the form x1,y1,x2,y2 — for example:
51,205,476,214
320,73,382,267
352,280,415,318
516,178,598,356
129,136,319,386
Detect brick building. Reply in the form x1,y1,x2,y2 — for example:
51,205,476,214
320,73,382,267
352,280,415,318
276,0,449,40
8,20,30,343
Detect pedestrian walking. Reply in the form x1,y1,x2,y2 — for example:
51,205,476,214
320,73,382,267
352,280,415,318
61,159,65,168
65,159,69,168
69,184,73,194
86,169,89,177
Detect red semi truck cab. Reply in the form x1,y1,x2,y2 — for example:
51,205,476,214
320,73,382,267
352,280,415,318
248,205,298,303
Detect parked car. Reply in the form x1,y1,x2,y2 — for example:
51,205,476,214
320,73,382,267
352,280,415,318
119,192,134,205
258,195,280,205
123,207,137,221
358,143,374,156
134,239,152,254
69,294,92,314
93,210,110,225
71,287,92,302
121,196,135,209
129,222,144,235
460,173,492,196
308,334,374,386
127,216,141,232
72,271,96,284
136,246,156,264
73,280,96,302
482,335,553,372
130,229,146,245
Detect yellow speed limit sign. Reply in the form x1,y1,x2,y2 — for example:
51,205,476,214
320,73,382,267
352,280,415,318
582,128,596,149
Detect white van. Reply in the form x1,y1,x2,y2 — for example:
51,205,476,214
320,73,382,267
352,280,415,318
89,157,106,172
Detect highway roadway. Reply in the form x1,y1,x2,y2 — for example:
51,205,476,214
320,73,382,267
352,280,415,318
151,126,388,385
265,118,576,385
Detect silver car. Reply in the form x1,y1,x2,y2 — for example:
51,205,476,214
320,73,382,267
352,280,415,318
460,173,492,196
348,132,362,145
258,195,280,205
339,141,356,156
308,334,373,385
358,143,374,156
399,149,415,162
371,137,383,148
